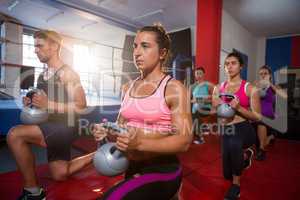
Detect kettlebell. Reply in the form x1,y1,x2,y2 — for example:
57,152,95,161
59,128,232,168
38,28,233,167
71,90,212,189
217,93,236,118
20,89,48,124
258,80,270,98
93,122,129,176
259,86,269,98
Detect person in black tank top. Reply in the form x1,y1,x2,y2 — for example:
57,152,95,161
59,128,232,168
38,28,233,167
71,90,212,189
6,30,95,200
37,64,72,123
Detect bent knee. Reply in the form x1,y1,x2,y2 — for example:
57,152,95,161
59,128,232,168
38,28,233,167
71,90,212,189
51,168,69,181
6,126,22,144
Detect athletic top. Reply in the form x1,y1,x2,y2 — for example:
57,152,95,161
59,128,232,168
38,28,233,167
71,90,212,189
120,75,173,132
219,80,250,109
192,82,209,98
191,81,211,113
37,65,75,122
261,87,275,118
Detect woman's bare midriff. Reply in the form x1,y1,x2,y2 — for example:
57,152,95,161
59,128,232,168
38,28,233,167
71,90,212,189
220,114,247,126
125,129,172,161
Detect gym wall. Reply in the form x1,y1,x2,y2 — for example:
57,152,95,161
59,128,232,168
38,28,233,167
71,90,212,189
121,29,193,84
221,10,266,83
266,35,300,71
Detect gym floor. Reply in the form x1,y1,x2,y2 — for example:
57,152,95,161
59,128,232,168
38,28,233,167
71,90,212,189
0,135,300,200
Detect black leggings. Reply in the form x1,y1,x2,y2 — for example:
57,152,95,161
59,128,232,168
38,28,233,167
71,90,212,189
221,121,256,180
253,121,277,148
98,157,182,200
192,111,210,135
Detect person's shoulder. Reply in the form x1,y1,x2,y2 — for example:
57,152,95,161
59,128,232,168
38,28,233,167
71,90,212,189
213,83,221,89
204,81,214,86
190,82,198,90
122,76,140,93
122,82,131,93
243,80,254,96
166,79,187,94
244,80,254,88
62,65,77,74
60,65,80,83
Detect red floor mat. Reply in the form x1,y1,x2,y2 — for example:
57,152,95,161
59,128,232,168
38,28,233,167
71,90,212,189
1,136,300,200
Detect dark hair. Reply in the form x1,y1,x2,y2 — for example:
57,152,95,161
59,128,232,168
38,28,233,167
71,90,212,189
259,65,272,74
259,65,273,82
195,67,205,73
34,30,62,47
138,23,171,68
226,52,244,66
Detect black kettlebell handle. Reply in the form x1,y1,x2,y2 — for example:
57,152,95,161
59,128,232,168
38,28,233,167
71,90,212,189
102,122,127,134
26,89,44,108
110,144,124,158
219,93,235,99
26,90,37,108
26,90,36,100
101,122,127,159
219,93,235,103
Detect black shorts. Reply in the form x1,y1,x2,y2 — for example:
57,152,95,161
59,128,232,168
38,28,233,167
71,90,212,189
38,121,78,162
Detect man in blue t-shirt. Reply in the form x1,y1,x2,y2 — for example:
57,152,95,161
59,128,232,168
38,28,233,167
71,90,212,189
190,67,214,144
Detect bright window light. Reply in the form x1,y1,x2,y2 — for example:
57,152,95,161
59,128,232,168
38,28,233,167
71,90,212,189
73,44,122,106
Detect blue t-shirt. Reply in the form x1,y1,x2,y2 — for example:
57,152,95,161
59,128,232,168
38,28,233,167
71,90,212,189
191,82,211,113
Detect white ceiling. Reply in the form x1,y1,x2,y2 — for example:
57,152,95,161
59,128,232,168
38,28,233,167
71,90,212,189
0,0,137,48
0,0,299,48
223,0,300,37
54,0,197,31
0,0,196,47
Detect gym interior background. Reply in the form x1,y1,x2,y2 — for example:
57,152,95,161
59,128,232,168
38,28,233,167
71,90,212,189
0,0,300,200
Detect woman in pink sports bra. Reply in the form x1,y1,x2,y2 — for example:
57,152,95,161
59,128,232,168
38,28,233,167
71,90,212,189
212,52,261,200
92,24,192,200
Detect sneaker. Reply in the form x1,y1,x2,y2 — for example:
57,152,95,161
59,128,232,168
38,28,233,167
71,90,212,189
224,184,240,200
256,148,266,161
18,188,46,200
269,137,275,146
243,148,254,169
193,137,205,145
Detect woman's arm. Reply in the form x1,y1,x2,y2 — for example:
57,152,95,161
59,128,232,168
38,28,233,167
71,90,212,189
115,81,132,125
210,85,221,115
137,80,193,153
190,83,196,103
231,84,261,121
270,83,287,99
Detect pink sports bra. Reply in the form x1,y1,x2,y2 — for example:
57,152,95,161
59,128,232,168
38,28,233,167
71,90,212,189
120,75,173,132
219,80,250,109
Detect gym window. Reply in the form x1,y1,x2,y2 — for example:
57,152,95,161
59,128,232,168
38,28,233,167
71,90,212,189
72,43,122,106
22,33,45,88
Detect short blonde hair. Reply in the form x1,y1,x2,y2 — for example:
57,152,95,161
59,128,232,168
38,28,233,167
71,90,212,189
34,30,62,47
